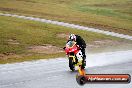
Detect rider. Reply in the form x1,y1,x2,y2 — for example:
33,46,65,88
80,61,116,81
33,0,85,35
68,34,86,67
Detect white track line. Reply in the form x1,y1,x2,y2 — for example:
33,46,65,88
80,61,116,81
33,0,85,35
0,13,132,40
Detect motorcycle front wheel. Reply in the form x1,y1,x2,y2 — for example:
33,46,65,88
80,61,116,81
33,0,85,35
69,57,75,71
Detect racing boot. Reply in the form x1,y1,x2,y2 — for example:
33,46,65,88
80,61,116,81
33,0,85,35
81,55,86,69
75,56,78,64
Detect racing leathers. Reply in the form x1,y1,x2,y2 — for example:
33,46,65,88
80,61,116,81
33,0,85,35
67,35,86,66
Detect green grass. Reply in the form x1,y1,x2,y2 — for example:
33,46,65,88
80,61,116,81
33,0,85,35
0,15,123,64
0,0,132,64
0,0,132,35
75,6,132,20
0,52,65,64
0,15,117,52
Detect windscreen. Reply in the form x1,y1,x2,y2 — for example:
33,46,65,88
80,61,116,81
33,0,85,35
66,41,76,47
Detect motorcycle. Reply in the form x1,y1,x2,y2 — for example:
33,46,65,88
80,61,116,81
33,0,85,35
64,40,85,71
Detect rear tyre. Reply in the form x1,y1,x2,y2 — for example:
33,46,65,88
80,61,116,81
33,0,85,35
69,57,75,71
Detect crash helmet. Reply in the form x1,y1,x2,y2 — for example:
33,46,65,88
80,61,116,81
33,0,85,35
69,34,76,41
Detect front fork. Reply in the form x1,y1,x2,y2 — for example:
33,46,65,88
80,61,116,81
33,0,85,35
69,55,76,64
69,55,86,75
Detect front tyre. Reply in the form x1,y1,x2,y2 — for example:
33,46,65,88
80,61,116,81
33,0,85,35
69,57,75,71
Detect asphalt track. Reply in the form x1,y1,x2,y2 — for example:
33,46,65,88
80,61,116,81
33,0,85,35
0,50,132,88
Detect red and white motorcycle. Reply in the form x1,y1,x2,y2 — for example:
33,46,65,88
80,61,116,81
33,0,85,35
64,40,85,71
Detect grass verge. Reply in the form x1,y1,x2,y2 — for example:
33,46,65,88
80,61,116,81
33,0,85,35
0,15,129,64
0,0,132,35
